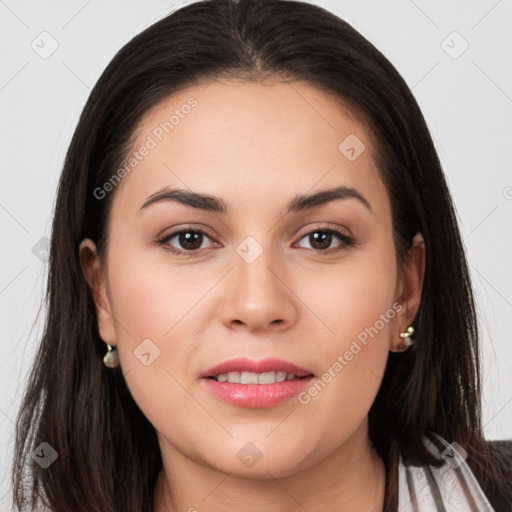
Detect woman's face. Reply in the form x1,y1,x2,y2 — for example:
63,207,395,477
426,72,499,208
82,78,423,477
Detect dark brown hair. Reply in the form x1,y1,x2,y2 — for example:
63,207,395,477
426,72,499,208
12,0,512,510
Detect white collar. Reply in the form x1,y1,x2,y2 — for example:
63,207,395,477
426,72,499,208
398,432,495,511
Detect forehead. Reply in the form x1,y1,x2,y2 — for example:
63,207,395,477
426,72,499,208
112,78,386,215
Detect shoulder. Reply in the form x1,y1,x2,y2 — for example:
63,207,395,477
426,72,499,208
486,437,512,468
481,438,512,512
488,438,512,454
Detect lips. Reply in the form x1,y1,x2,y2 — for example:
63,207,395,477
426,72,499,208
199,357,315,408
200,357,314,379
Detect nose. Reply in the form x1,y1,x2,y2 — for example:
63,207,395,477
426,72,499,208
220,247,298,334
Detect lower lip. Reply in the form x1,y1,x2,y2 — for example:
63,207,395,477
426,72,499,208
201,376,314,408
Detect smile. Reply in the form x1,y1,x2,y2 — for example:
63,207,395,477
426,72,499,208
200,358,315,408
209,371,304,384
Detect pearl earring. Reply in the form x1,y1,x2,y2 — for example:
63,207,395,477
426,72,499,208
103,343,119,368
399,325,415,347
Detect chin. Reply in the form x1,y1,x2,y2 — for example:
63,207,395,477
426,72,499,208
200,440,314,479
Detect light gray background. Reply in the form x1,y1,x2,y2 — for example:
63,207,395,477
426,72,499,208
1,0,511,509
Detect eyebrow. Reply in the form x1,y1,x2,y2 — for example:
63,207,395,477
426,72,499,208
138,185,373,215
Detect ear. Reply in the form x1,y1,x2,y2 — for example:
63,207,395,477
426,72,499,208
78,238,116,347
390,232,425,351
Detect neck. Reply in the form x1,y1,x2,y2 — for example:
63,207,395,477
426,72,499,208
153,423,386,512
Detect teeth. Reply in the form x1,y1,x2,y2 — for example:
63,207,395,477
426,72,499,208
226,372,241,383
258,371,276,384
240,371,258,384
214,371,300,384
276,371,287,383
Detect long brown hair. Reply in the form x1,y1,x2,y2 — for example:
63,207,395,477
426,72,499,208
12,0,512,510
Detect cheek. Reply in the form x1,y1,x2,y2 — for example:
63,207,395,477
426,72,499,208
102,243,193,382
106,256,205,431
106,243,207,342
291,240,396,420
296,237,397,345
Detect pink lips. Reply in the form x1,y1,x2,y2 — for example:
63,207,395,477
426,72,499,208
200,357,315,408
200,357,313,378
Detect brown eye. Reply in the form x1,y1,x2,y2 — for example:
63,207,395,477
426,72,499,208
175,231,204,250
308,231,334,250
296,227,355,253
157,228,218,256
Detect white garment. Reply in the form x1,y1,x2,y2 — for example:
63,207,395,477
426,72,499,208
398,432,495,511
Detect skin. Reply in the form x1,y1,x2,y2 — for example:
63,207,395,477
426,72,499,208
80,78,425,512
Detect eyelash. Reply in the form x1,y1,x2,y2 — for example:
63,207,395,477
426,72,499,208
155,225,356,257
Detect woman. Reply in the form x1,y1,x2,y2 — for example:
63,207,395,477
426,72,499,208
12,0,512,510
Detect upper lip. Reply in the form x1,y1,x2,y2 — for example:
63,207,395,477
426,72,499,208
200,357,314,378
